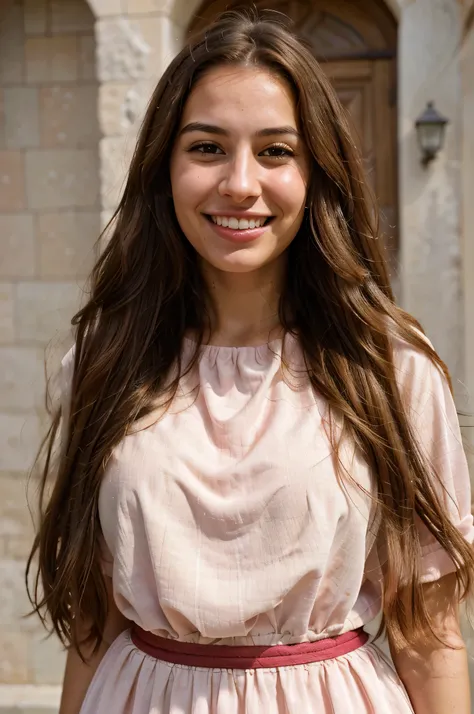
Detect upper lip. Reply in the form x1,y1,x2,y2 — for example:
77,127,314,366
205,212,273,218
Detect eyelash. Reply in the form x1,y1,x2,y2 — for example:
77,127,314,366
188,141,295,159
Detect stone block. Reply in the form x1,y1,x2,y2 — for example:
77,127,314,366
132,15,182,79
0,472,32,540
99,81,148,136
25,37,79,84
38,210,99,278
87,0,124,17
24,38,48,85
0,414,41,472
124,0,174,13
98,211,117,254
24,0,48,35
15,282,83,344
4,88,40,150
0,684,61,712
0,559,41,633
100,135,134,210
0,285,15,344
96,16,151,81
50,0,94,34
0,214,35,278
0,629,29,684
170,0,201,29
78,35,97,81
39,86,99,149
50,37,80,84
97,15,181,83
0,1,24,85
0,151,25,211
0,348,45,411
28,629,66,686
101,209,115,232
25,149,99,210
0,91,5,149
5,535,35,561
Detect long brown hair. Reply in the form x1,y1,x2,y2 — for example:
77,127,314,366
27,8,474,656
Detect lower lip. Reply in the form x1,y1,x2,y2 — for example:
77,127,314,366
207,218,270,244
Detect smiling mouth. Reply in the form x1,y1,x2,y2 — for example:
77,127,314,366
205,215,274,230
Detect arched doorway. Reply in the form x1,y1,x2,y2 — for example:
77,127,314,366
189,0,399,276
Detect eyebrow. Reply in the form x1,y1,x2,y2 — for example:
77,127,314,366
179,122,301,138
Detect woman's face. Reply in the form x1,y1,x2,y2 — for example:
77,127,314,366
170,65,310,275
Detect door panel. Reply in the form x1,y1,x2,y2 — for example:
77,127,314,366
323,58,398,268
324,60,375,186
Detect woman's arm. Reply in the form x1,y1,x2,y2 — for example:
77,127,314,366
59,576,131,714
390,573,471,714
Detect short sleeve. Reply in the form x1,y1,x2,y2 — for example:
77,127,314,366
393,337,474,583
59,346,75,455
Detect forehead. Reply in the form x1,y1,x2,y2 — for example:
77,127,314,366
180,65,298,132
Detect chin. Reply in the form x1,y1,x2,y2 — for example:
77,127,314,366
206,256,271,274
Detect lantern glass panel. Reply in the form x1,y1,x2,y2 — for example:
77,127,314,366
418,123,443,156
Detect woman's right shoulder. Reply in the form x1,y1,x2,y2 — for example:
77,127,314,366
61,343,75,368
60,344,76,394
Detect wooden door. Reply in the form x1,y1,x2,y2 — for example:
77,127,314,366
323,58,398,268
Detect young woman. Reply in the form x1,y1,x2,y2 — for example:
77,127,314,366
28,9,474,714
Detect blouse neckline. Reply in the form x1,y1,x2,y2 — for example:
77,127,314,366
182,335,286,357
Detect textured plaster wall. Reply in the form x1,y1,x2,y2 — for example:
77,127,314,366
461,6,474,463
398,0,465,388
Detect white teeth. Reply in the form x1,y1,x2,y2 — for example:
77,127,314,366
210,216,268,230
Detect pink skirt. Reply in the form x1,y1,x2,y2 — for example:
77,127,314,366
79,627,415,713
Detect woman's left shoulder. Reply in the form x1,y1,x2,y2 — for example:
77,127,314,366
389,328,450,412
390,325,434,365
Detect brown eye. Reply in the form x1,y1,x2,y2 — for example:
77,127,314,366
260,144,294,158
189,142,224,155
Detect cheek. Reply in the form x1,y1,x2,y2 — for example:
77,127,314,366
171,159,213,211
171,159,196,210
271,167,307,216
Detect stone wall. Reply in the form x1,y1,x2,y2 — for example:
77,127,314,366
0,0,99,690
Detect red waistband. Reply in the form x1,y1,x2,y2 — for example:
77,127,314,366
131,626,368,670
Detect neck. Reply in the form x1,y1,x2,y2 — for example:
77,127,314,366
200,257,286,347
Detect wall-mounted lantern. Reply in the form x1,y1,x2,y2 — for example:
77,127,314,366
415,101,449,166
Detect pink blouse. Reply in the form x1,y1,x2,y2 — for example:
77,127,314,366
61,332,474,646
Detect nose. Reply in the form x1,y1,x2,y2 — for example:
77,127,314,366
218,148,262,202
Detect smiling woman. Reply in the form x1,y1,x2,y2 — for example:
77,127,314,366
27,8,474,714
169,64,309,324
